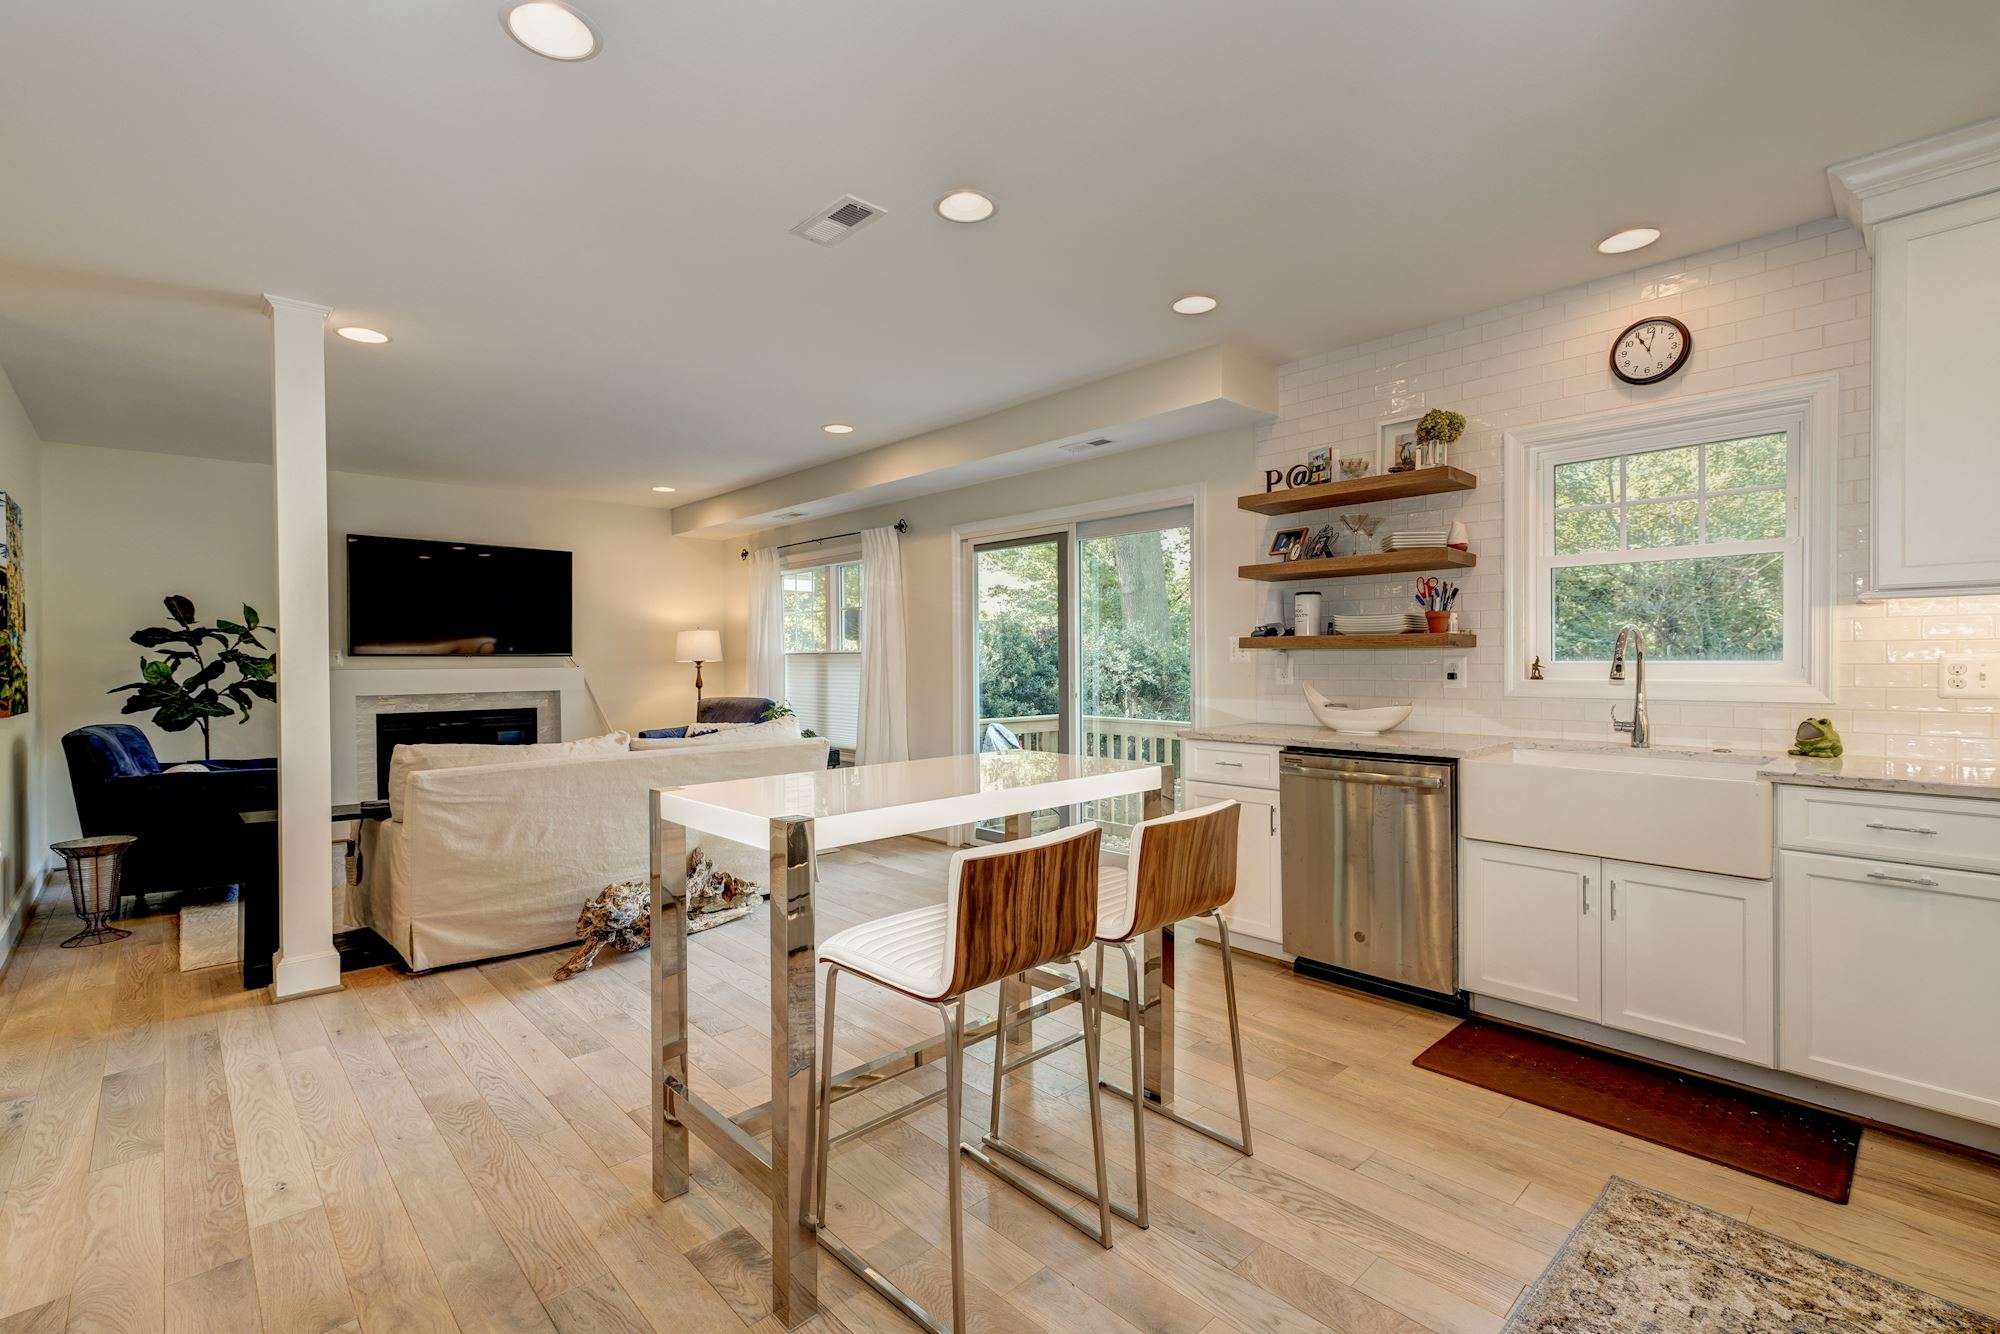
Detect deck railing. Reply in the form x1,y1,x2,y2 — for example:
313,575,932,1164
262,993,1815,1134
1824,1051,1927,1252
975,713,1186,831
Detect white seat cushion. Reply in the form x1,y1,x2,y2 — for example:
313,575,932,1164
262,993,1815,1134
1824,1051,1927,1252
1094,876,1133,943
820,903,951,1000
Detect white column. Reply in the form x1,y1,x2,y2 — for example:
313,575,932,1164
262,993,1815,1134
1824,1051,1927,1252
265,294,340,1000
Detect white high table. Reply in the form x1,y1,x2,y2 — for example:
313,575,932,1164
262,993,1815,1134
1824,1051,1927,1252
648,752,1173,1326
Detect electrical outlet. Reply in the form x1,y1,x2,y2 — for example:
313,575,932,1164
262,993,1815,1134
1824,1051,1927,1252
1274,652,1295,686
1441,655,1469,689
1941,656,2000,699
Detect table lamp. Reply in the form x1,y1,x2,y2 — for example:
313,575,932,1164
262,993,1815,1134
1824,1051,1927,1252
676,629,722,712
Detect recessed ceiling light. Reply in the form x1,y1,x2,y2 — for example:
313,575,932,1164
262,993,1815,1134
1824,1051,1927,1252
1171,294,1218,316
934,189,996,224
502,1,600,61
1597,227,1661,255
822,423,854,435
335,326,390,344
651,485,676,493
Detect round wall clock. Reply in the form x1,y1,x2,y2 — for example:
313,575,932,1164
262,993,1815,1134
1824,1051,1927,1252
1610,316,1692,386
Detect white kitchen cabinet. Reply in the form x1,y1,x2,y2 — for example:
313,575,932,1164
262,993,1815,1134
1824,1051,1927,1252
1601,860,1774,1066
1185,779,1281,946
1462,842,1600,1022
1871,188,2000,594
1778,851,2000,1127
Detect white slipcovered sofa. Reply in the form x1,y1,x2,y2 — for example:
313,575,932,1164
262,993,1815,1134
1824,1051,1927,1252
355,724,829,969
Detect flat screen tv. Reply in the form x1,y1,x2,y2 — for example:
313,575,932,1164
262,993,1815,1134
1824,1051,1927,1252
346,533,572,656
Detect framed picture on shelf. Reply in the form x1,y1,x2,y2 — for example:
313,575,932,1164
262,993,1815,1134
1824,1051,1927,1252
1302,524,1337,560
1305,447,1333,485
1379,414,1421,473
1268,526,1309,561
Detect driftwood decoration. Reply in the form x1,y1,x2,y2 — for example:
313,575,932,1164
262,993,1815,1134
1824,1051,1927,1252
553,848,758,980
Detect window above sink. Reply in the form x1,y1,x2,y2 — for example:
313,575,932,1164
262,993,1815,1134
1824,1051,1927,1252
1503,375,1841,704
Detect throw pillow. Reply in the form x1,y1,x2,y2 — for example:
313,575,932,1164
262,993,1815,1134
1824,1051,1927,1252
636,726,689,739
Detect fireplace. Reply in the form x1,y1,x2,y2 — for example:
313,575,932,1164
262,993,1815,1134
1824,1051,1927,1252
374,706,539,799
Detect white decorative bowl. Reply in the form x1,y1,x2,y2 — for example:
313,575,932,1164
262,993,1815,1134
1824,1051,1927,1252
1303,682,1413,735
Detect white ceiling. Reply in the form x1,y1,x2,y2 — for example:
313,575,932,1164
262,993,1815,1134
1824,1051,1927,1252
2,1,1996,507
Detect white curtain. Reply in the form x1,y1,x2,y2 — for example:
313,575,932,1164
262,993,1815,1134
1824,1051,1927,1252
856,526,909,764
745,547,786,702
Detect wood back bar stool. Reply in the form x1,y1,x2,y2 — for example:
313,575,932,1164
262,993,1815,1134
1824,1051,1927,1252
1100,800,1253,1227
972,800,1253,1232
812,820,1115,1333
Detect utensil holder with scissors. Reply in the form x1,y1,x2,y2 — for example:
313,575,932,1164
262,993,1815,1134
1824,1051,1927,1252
1415,577,1459,634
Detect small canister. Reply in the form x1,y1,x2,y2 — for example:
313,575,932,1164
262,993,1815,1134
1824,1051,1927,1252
1293,591,1324,636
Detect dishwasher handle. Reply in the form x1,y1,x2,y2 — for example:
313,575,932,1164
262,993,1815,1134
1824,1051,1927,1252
1280,762,1443,792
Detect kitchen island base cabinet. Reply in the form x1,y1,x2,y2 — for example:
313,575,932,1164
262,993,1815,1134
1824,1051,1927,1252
1463,841,1775,1066
1462,843,1600,1022
1602,861,1773,1068
1185,779,1282,948
1778,851,2000,1128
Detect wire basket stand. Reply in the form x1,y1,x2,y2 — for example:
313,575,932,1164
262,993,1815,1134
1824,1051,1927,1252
49,835,136,948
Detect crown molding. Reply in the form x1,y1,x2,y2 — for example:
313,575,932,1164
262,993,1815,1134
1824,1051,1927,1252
261,294,334,319
1828,116,2000,247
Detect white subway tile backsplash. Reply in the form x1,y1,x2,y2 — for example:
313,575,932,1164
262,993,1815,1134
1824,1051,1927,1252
1244,218,1992,763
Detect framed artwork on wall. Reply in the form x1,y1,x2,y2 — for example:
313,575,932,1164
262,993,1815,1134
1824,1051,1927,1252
1379,415,1422,473
0,493,26,717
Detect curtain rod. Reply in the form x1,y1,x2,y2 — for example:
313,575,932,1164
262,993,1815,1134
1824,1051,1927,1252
741,517,906,561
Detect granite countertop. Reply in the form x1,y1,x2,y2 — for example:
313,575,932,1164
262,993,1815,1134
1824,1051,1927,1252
1178,722,1516,760
1756,755,2000,801
1181,722,2000,800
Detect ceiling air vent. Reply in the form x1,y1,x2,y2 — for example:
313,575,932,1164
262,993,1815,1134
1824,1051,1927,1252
789,195,886,247
1060,437,1116,455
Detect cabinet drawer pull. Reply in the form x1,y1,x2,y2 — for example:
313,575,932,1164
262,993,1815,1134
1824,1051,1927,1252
1609,880,1619,920
1581,875,1591,915
1866,870,1940,888
1864,821,1939,836
1212,760,1245,768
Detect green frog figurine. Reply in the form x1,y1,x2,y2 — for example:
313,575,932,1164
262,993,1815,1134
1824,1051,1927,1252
1789,717,1844,759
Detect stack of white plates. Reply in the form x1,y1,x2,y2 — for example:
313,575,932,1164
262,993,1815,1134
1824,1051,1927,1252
1381,530,1449,550
1330,613,1424,634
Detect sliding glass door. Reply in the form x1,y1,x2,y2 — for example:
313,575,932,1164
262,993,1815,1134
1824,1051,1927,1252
966,505,1192,840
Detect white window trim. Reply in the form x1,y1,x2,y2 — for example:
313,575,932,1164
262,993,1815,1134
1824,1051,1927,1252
1502,374,1840,705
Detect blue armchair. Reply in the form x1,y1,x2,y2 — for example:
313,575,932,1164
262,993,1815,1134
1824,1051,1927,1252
61,724,278,898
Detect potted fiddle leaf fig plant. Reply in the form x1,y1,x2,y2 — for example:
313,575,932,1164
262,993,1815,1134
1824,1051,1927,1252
107,595,277,761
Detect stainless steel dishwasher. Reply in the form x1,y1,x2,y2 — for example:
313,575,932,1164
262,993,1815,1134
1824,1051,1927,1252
1279,749,1459,1007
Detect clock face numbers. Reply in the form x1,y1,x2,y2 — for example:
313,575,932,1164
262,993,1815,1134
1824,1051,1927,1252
1611,317,1691,385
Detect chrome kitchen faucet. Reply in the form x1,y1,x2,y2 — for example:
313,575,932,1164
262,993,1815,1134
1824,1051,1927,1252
1609,625,1651,748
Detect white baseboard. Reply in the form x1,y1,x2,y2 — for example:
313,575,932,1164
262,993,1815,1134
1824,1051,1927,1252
273,948,343,1000
0,868,54,978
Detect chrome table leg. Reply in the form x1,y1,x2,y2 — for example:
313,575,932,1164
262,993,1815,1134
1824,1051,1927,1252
769,816,819,1325
649,794,690,1201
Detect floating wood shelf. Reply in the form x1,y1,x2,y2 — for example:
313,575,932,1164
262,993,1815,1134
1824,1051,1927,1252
1238,633,1478,651
1239,466,1478,515
1237,547,1476,582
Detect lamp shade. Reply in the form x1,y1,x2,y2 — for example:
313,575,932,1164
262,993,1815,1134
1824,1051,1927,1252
675,629,722,663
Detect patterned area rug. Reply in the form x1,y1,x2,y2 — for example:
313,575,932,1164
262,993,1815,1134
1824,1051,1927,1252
1506,1178,1997,1332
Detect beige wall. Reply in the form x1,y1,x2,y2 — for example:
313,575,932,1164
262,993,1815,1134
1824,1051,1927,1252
757,426,1265,761
41,442,746,843
0,367,44,963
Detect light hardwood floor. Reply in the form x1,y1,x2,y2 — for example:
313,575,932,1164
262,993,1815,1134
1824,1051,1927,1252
3,838,1997,1332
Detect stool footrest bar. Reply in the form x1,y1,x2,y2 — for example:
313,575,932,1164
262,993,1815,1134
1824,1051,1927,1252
816,1229,947,1334
962,1140,1122,1242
